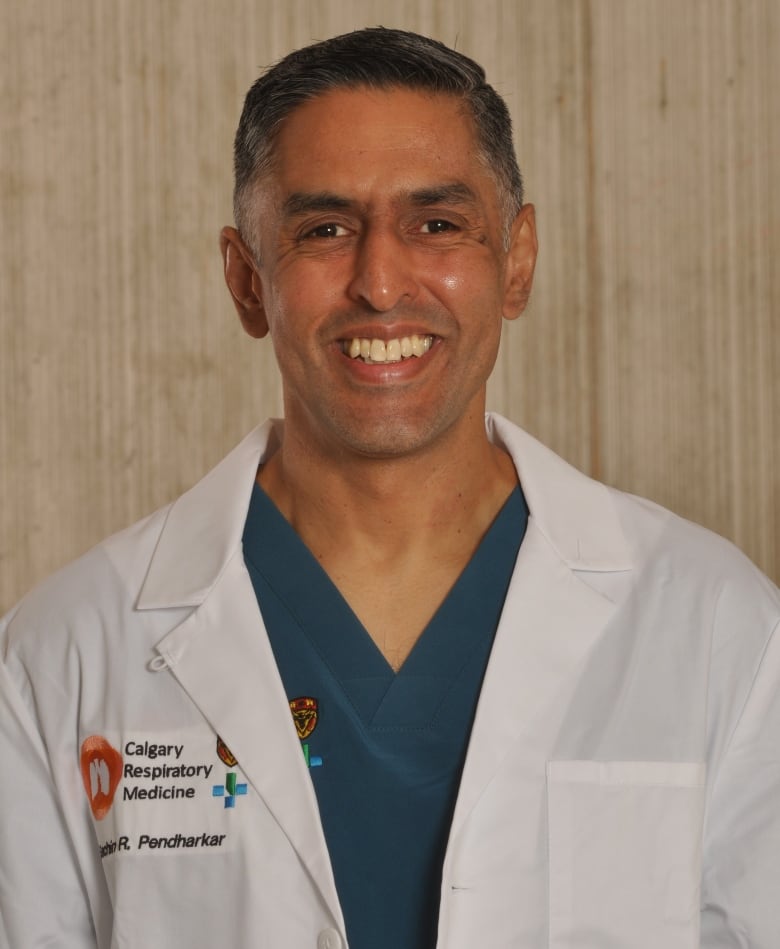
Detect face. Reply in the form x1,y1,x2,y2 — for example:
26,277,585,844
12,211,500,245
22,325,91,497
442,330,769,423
222,86,537,461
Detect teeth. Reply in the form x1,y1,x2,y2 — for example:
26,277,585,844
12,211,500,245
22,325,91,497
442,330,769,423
369,339,386,362
345,335,434,364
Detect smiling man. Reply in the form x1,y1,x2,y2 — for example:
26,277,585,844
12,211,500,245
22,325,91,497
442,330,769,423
221,81,536,676
1,27,779,949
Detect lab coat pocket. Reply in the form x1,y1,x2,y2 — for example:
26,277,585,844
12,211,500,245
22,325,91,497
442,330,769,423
547,760,705,949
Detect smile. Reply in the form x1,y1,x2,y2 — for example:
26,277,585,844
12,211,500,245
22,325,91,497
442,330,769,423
343,335,434,364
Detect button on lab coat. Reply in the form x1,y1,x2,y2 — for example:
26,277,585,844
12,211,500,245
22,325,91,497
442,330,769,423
1,415,778,948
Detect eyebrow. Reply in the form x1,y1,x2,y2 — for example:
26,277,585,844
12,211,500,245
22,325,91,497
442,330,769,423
281,183,479,218
282,192,354,217
407,183,478,208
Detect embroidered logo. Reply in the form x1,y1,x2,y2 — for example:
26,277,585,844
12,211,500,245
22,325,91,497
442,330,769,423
212,772,248,808
290,697,323,768
290,696,318,740
302,744,323,768
80,736,123,820
216,736,238,768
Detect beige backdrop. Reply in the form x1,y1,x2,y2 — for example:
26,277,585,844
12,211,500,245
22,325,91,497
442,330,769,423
1,0,778,612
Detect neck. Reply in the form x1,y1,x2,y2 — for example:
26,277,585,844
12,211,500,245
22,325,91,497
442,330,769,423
257,409,517,562
258,409,518,671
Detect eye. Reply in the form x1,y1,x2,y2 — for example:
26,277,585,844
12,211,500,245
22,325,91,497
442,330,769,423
420,219,458,235
301,222,348,240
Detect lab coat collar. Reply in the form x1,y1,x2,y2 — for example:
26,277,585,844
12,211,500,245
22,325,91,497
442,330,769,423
486,414,633,572
136,420,281,609
138,414,631,609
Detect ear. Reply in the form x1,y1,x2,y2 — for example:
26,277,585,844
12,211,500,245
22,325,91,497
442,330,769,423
502,204,538,321
219,226,269,339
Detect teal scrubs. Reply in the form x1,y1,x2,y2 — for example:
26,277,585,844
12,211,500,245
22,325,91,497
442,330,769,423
242,483,527,948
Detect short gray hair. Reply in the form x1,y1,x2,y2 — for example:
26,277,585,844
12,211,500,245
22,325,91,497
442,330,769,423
232,27,524,250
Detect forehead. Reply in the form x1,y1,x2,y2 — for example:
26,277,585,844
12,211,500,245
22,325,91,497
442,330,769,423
261,86,495,206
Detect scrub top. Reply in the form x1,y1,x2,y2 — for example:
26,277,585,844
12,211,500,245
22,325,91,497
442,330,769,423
242,483,528,948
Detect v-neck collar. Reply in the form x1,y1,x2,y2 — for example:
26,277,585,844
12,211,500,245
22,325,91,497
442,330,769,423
242,482,527,729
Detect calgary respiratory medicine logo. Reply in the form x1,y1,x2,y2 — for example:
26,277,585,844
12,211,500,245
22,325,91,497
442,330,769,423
80,736,123,820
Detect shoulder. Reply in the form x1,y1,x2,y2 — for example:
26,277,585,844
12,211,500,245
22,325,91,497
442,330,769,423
1,504,171,661
609,486,778,618
2,420,280,660
612,484,766,571
487,412,779,625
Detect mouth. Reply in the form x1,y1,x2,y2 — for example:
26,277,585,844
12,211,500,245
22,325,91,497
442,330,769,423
342,334,434,364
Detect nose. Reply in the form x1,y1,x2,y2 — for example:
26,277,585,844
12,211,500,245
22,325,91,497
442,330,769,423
346,226,419,312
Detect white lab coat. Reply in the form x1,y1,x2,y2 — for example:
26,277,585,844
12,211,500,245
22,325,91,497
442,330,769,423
1,414,778,949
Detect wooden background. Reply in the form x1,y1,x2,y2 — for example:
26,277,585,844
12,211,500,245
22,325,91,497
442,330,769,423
1,0,778,612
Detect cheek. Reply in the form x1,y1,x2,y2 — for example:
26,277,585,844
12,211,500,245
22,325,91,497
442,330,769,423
440,273,462,292
434,266,505,334
425,257,468,295
266,267,345,332
428,251,503,303
262,281,311,341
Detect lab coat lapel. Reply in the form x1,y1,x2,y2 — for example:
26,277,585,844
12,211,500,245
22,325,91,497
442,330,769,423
449,416,634,836
449,523,619,836
153,556,343,926
136,419,342,926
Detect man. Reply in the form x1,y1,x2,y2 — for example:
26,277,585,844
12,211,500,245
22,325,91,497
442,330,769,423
1,27,778,949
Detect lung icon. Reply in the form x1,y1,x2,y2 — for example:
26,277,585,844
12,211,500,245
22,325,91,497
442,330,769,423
80,736,123,820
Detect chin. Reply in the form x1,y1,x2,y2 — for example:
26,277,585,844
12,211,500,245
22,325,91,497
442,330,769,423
326,414,457,461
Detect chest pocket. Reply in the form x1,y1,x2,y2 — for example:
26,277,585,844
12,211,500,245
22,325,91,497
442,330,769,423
547,760,705,949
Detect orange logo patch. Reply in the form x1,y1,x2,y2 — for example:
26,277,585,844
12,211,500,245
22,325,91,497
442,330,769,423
290,697,318,740
80,736,123,820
